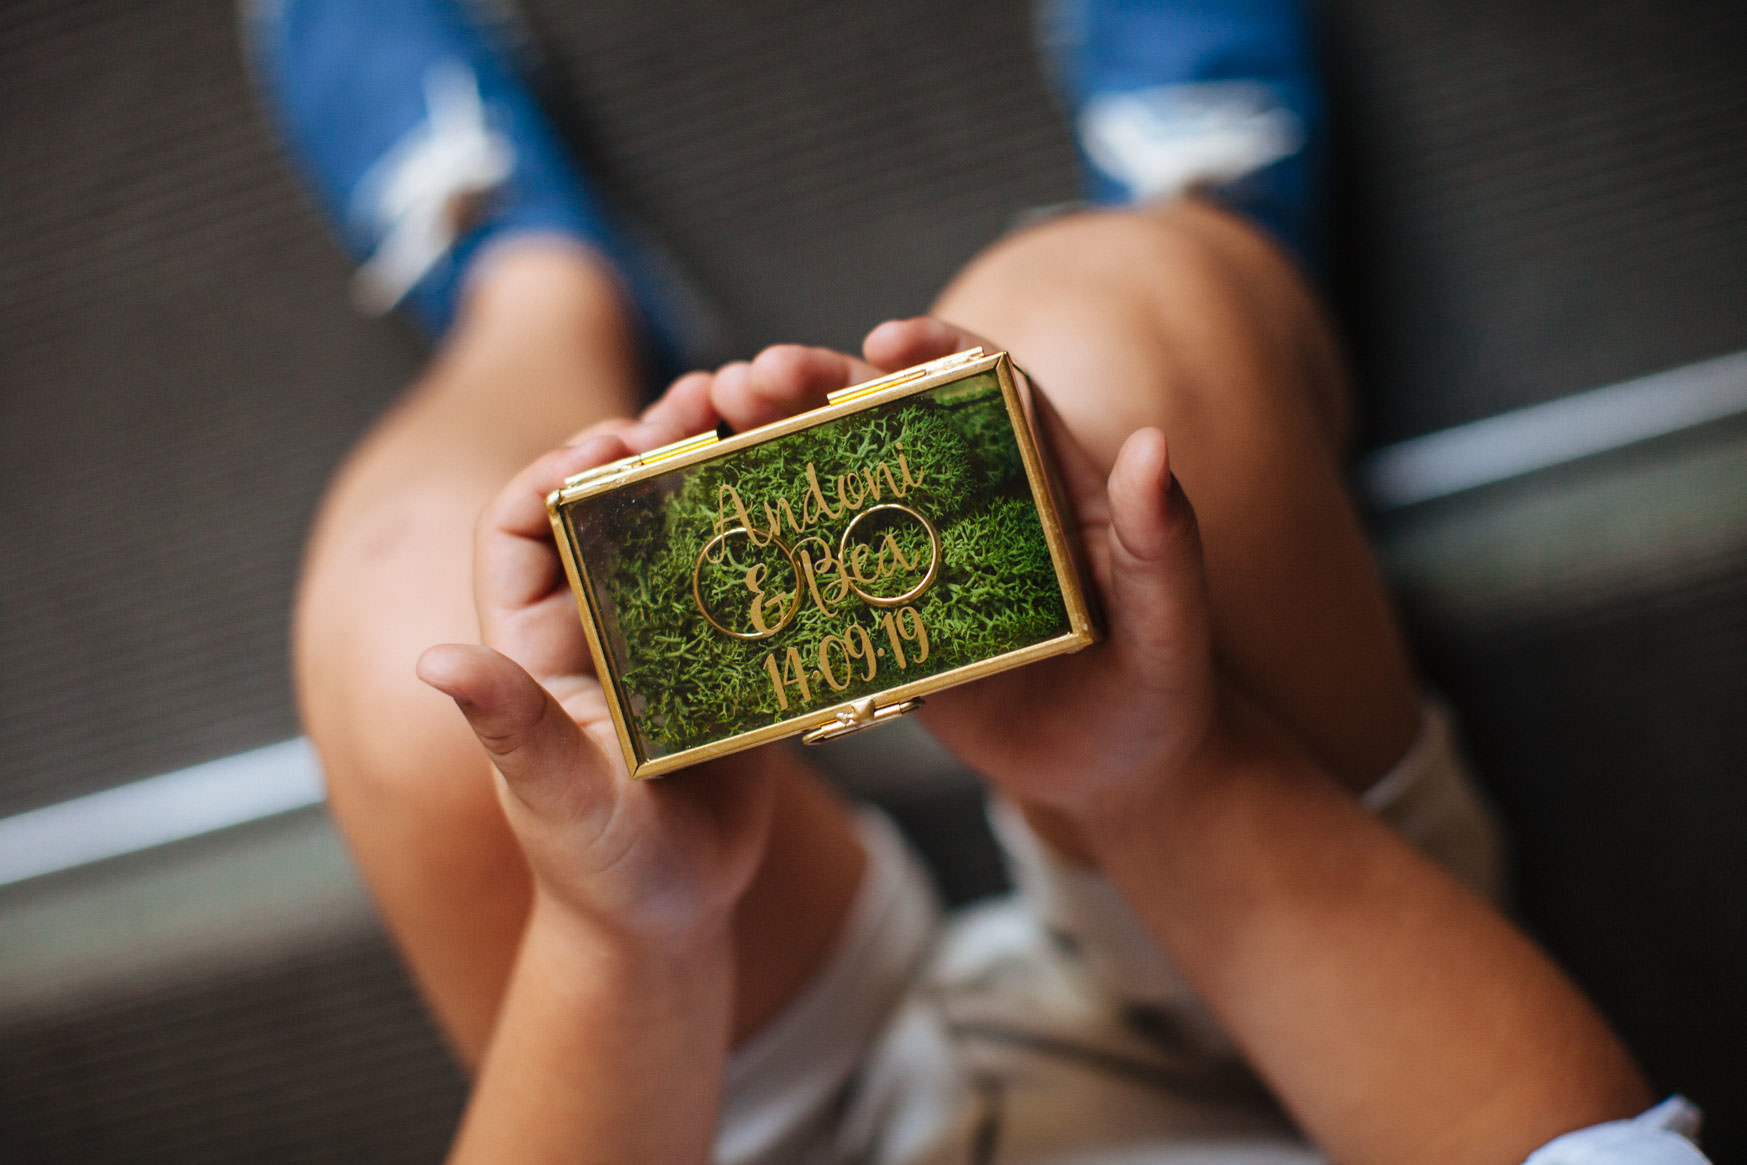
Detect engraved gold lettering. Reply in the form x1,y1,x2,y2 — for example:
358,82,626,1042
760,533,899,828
877,530,921,576
764,496,803,545
834,470,866,511
704,446,936,634
860,461,900,501
896,442,923,489
795,535,850,615
743,563,781,635
757,608,931,710
714,485,766,545
719,451,916,548
846,541,876,586
801,464,839,527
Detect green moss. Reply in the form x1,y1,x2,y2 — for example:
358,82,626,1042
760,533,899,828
573,373,1070,756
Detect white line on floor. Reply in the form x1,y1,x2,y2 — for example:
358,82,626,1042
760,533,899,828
1360,349,1747,510
0,739,324,888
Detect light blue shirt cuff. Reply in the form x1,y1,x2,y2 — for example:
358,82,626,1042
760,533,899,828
1523,1097,1708,1164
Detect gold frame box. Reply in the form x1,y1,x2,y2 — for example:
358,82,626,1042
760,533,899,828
547,349,1098,778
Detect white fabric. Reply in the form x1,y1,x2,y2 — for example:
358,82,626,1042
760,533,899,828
349,61,512,314
1357,701,1507,903
1079,81,1303,203
717,811,941,1165
1523,1098,1707,1165
716,708,1707,1164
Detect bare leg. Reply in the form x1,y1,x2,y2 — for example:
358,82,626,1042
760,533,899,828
293,240,863,1065
298,197,1419,1066
925,201,1420,794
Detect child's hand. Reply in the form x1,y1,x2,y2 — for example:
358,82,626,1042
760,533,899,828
691,320,1229,830
867,320,1226,827
417,423,776,947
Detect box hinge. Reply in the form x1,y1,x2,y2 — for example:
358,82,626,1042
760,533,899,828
825,348,986,407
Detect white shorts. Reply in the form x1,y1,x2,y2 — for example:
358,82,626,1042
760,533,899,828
715,706,1701,1165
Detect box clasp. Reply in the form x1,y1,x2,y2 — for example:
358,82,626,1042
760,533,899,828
801,694,925,744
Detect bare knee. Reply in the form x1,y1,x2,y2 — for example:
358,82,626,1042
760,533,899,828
936,204,1418,788
293,472,493,812
934,201,1352,457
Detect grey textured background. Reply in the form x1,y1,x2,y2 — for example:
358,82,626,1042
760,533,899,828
1325,0,1747,440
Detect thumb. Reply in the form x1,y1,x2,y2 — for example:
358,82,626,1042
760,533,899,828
417,643,607,821
1101,429,1215,690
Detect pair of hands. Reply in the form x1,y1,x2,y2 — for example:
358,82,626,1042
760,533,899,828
418,317,1228,947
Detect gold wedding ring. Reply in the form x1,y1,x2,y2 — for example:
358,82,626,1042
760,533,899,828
837,503,941,608
691,527,802,640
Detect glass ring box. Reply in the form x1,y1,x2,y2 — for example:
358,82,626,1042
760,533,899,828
546,349,1099,779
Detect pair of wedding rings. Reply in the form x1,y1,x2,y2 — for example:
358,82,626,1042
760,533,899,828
691,503,940,640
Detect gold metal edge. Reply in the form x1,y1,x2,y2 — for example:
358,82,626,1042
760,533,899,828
993,356,1100,640
546,351,1009,510
823,347,985,406
545,503,648,779
629,625,1096,779
638,428,721,466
